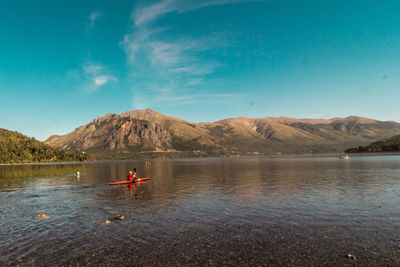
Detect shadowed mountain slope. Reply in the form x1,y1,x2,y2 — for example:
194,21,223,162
45,109,400,158
345,134,400,153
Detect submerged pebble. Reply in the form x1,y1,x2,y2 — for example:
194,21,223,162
346,254,356,260
116,215,126,221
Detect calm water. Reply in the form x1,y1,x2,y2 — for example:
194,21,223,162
1,157,400,266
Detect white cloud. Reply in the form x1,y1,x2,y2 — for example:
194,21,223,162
168,63,218,75
121,1,230,68
123,37,139,63
83,63,103,75
94,75,117,86
121,0,254,107
82,62,116,92
132,91,240,110
88,11,102,31
134,0,177,26
186,78,204,86
133,0,250,26
121,33,220,77
149,41,182,65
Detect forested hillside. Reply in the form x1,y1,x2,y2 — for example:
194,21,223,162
345,135,400,153
0,128,90,163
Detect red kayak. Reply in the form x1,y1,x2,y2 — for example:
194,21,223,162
108,178,150,185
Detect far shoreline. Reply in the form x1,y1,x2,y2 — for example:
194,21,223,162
1,151,400,166
0,160,99,167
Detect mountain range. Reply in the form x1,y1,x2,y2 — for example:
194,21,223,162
44,109,400,159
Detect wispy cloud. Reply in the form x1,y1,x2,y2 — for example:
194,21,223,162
120,30,220,93
82,62,117,92
87,11,102,31
133,0,250,26
121,0,253,108
83,62,103,75
132,91,240,110
93,75,117,86
186,78,204,86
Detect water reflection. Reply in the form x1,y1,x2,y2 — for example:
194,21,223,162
1,156,400,265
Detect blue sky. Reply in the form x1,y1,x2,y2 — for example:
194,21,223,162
1,0,400,140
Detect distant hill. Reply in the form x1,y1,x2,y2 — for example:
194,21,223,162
44,109,400,159
345,135,400,153
0,128,90,164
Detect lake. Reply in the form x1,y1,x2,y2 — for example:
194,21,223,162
1,156,400,266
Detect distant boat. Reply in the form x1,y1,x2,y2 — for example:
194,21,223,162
339,155,350,159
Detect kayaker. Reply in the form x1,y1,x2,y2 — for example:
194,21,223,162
132,168,137,181
127,171,134,182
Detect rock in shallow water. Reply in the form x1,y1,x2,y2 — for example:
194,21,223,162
346,254,356,260
116,215,126,221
